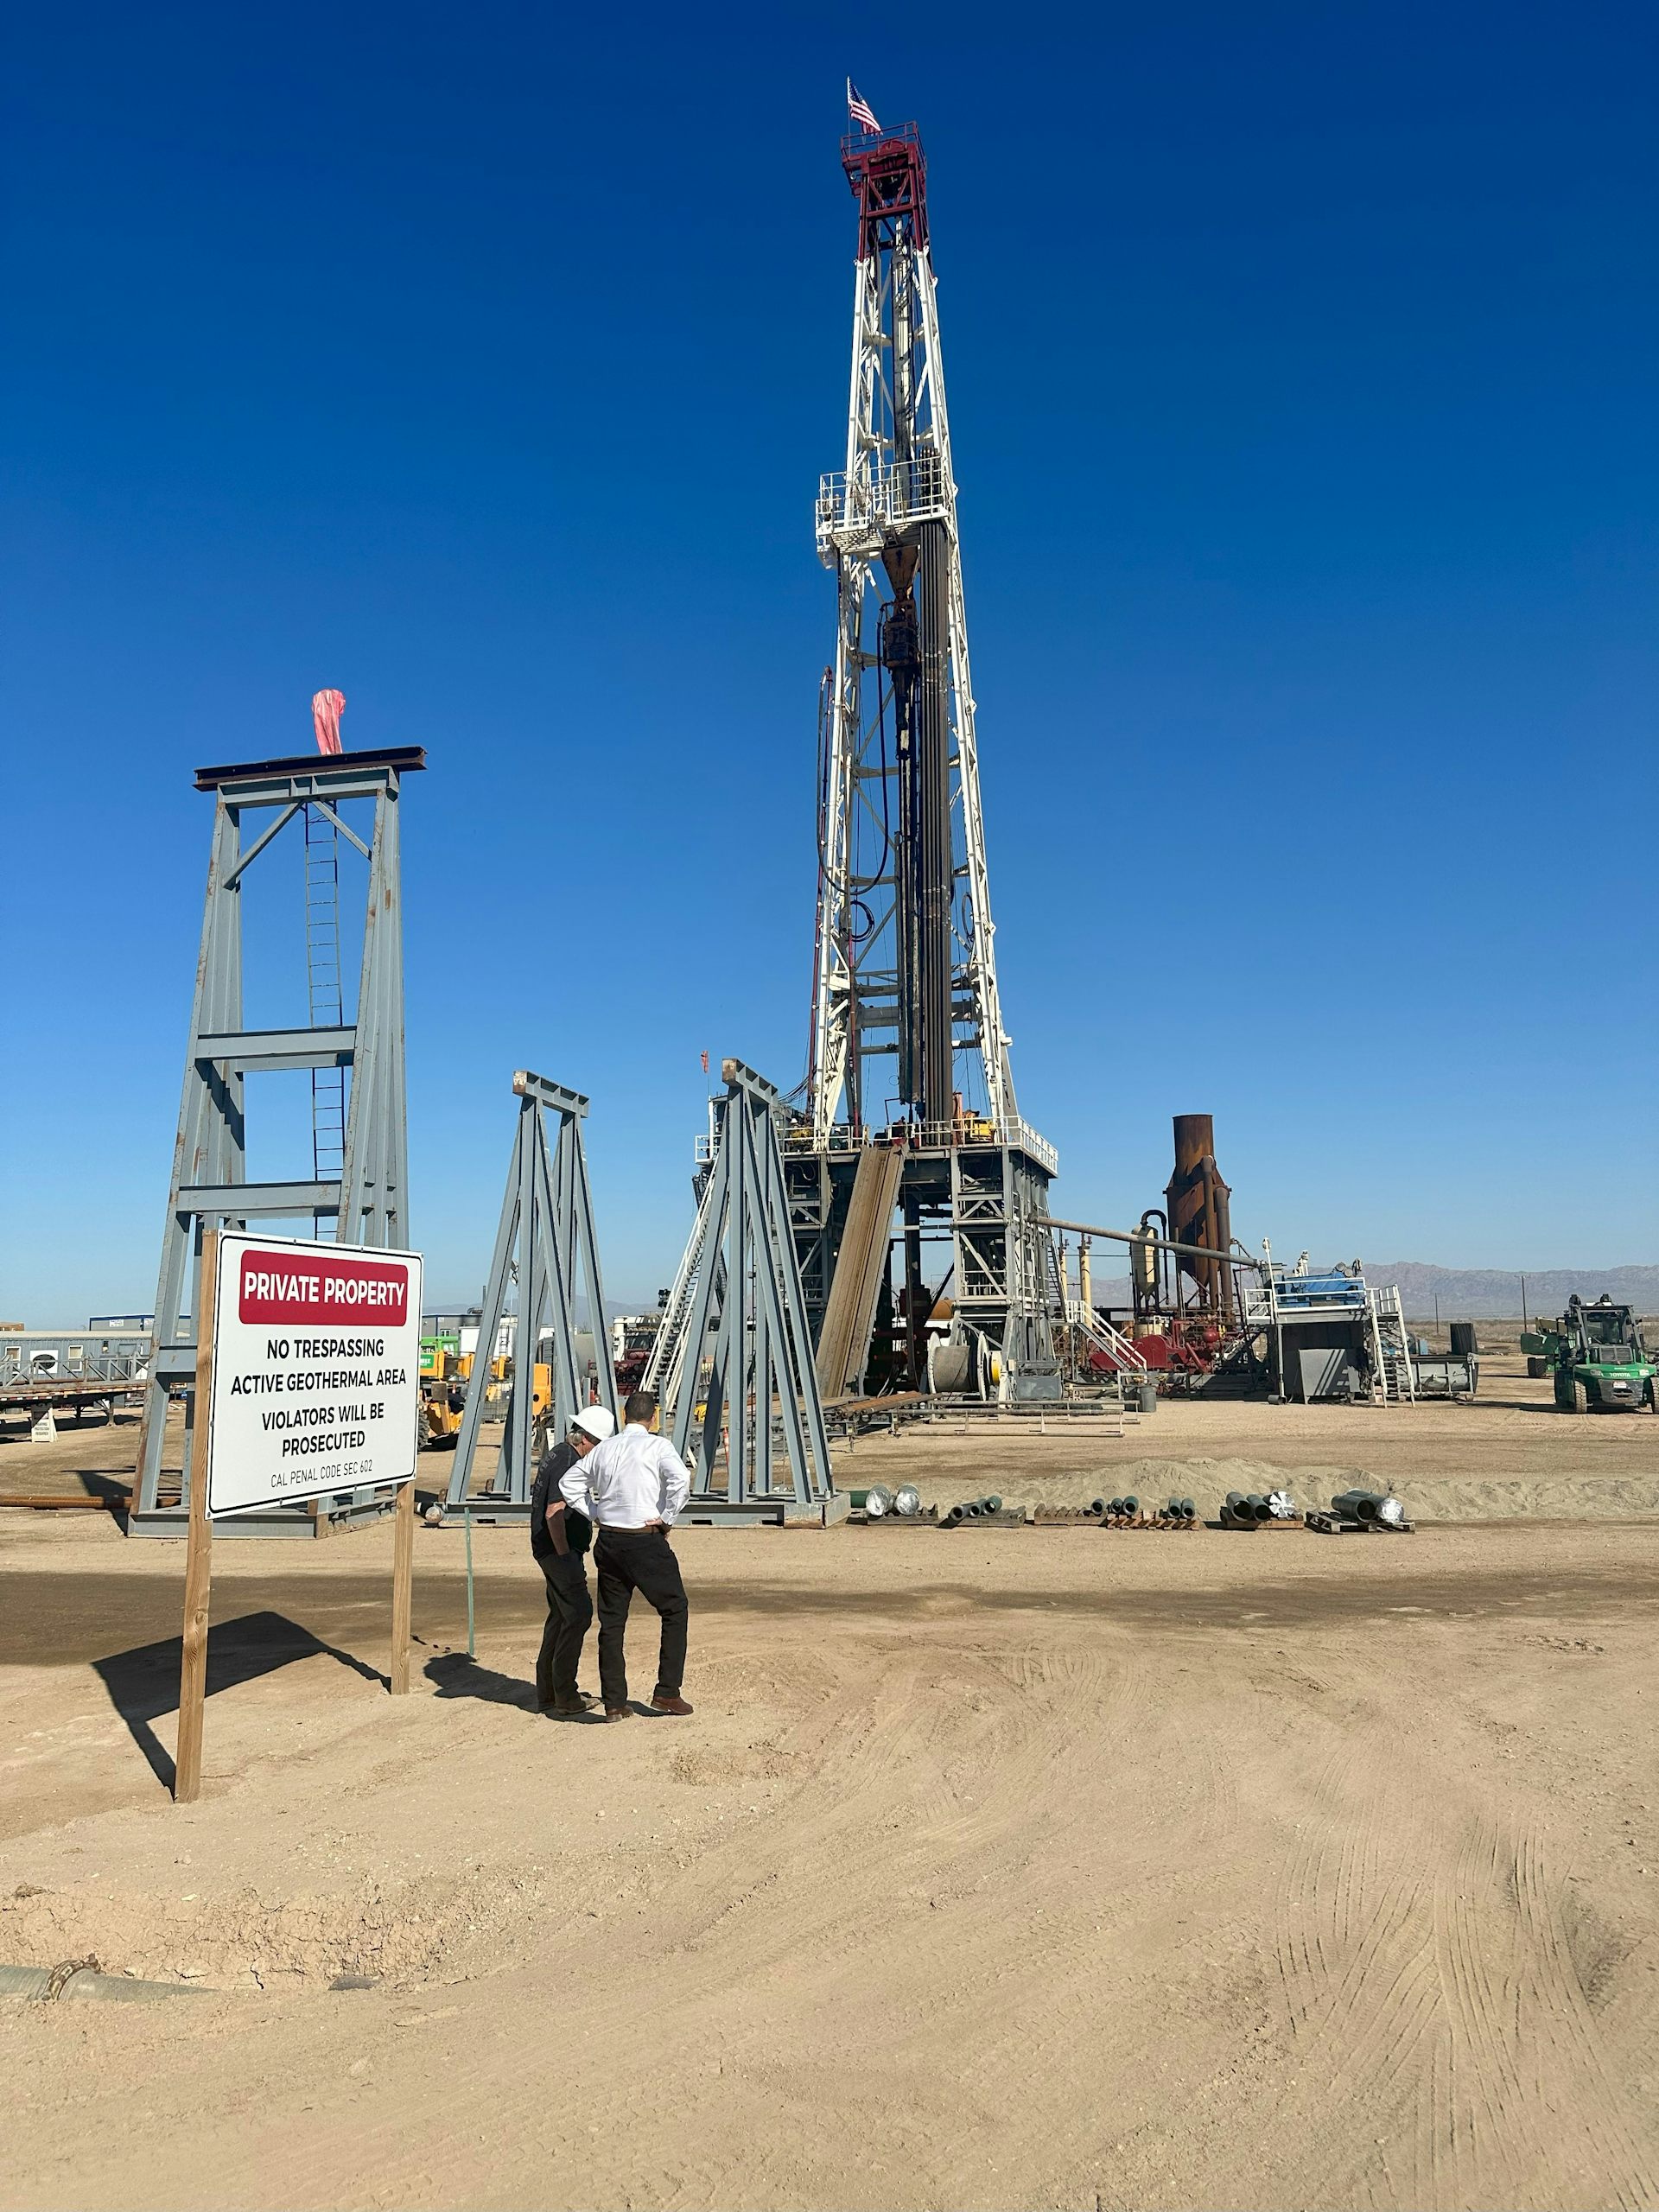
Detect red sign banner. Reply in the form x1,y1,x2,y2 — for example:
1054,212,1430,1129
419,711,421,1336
236,1248,410,1328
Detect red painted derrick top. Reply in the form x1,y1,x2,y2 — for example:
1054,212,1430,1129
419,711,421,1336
842,120,928,258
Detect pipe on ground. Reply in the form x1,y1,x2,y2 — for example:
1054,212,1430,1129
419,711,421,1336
0,1962,213,2003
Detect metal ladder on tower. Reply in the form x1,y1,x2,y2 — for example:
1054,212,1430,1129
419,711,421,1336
303,804,346,1234
302,687,350,1238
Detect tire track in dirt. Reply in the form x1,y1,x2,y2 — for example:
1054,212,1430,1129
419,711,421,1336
92,1626,1199,2211
1264,1729,1656,2211
340,1626,1156,2212
1434,1837,1548,2208
1440,1816,1656,2211
741,1631,1229,2201
1268,1738,1446,2205
810,1637,1188,2200
14,1520,1659,2212
672,1630,1141,1984
147,1627,1124,2212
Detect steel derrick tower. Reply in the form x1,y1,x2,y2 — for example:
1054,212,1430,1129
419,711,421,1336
788,114,1059,1399
809,120,1011,1141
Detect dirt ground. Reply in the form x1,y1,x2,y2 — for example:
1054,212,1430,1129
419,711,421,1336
0,1355,1656,2210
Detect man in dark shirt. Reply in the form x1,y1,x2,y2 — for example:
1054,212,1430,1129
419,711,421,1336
531,1404,615,1717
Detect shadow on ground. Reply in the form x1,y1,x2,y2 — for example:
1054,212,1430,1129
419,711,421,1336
424,1651,539,1709
93,1610,385,1791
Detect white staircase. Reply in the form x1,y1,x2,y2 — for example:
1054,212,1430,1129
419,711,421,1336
1367,1285,1417,1403
1064,1299,1147,1379
644,1165,721,1414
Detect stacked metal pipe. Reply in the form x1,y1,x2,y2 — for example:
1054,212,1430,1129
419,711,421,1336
1222,1489,1300,1527
1329,1488,1406,1528
943,1493,1005,1525
852,1483,925,1521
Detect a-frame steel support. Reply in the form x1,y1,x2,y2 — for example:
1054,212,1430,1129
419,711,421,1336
670,1059,837,1522
444,1071,617,1519
131,746,423,1536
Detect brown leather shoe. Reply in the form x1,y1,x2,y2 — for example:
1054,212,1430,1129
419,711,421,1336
650,1693,694,1716
546,1695,588,1719
604,1706,634,1722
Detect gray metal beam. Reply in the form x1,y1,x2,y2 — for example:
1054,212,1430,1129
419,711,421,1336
512,1068,589,1119
217,768,406,806
1039,1213,1268,1272
179,1180,342,1217
719,1057,781,1104
305,799,372,859
194,746,427,797
222,804,301,887
194,1026,356,1071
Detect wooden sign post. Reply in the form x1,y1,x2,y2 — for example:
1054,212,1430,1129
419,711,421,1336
390,1473,415,1695
175,1231,219,1804
172,1229,423,1805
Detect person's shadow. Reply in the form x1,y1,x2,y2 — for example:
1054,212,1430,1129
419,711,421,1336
424,1652,539,1707
94,1610,384,1793
424,1654,627,1721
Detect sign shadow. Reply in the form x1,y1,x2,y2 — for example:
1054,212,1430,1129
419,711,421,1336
94,1609,385,1793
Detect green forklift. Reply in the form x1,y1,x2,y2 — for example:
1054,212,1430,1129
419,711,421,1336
1551,1295,1656,1414
1519,1323,1565,1378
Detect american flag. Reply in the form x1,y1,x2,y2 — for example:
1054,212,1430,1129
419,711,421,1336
847,79,880,135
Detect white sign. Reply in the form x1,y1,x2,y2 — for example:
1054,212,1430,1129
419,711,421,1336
206,1232,423,1516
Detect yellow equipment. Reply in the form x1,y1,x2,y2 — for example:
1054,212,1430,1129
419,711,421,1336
418,1344,473,1448
419,1349,552,1450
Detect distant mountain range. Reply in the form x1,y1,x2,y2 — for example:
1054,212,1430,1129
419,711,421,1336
1084,1262,1659,1320
436,1263,1659,1329
1363,1263,1659,1319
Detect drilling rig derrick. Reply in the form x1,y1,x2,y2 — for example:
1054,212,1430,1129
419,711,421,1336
787,113,1059,1402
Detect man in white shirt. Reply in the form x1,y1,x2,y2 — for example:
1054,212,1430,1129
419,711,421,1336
560,1388,694,1720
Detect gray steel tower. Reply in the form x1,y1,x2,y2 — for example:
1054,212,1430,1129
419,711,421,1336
131,743,421,1532
788,113,1059,1399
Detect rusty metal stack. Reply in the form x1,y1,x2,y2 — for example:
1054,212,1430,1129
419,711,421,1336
1166,1115,1235,1327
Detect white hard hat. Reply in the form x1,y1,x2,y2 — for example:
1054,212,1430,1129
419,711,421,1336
572,1405,616,1442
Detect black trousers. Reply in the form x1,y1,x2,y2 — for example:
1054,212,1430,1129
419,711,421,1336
535,1549,594,1706
594,1528,689,1710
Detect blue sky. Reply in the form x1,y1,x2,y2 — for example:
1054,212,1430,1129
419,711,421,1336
3,1,1655,1321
